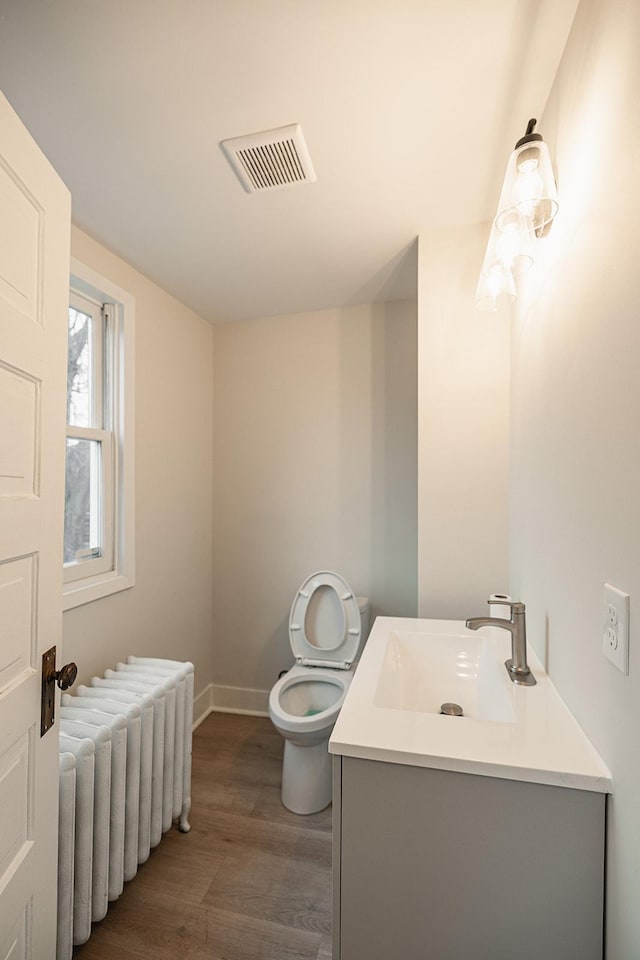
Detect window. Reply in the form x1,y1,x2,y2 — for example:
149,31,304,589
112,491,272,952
65,290,113,579
63,259,135,609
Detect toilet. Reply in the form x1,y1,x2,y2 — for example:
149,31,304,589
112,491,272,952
268,571,370,815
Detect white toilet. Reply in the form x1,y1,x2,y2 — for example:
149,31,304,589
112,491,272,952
268,570,370,815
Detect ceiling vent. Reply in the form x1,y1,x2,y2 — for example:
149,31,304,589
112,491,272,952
220,123,316,194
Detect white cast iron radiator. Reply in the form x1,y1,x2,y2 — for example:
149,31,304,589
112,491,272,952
56,657,194,959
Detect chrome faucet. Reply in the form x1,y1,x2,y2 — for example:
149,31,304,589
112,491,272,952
465,599,536,686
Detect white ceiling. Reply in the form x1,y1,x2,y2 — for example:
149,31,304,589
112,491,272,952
0,0,578,322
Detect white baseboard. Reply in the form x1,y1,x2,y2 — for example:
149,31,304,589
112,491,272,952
192,683,214,730
192,683,270,728
212,684,269,717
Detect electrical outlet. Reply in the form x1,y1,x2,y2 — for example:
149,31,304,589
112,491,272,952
603,583,630,674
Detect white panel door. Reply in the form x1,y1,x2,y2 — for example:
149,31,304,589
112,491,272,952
0,91,70,958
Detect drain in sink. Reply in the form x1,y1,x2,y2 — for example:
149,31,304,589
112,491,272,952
440,702,463,717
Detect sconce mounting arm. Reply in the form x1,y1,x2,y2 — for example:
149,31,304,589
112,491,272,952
515,118,543,149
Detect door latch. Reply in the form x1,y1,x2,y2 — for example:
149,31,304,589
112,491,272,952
41,645,78,736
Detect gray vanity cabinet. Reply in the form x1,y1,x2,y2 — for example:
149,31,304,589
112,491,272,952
332,756,605,960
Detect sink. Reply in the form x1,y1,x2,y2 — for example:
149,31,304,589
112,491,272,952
330,617,612,794
373,629,516,723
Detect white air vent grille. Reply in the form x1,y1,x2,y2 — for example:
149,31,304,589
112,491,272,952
221,123,316,194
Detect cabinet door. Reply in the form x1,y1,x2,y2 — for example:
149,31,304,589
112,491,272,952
338,757,604,960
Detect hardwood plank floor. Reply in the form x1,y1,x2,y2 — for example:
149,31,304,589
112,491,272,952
74,713,333,960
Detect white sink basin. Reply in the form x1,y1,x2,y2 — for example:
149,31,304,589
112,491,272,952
374,629,515,723
329,617,612,794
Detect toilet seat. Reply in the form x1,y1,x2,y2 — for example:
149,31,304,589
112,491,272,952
289,571,361,669
269,666,352,736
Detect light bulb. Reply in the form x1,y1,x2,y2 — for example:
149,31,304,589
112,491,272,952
516,145,541,176
474,260,516,312
492,210,535,276
486,262,505,297
512,168,543,218
495,223,519,269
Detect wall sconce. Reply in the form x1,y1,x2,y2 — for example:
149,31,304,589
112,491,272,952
475,119,559,311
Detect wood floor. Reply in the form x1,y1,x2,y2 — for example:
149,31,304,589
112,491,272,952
74,713,333,960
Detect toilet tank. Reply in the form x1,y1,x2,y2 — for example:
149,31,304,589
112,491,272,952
356,596,371,652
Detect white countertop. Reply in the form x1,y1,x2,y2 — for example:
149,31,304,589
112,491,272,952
329,617,612,793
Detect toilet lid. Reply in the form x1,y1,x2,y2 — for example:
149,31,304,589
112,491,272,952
289,571,361,669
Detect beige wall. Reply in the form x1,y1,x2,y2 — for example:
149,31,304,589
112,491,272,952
212,301,417,710
63,227,214,700
509,0,640,954
418,226,510,617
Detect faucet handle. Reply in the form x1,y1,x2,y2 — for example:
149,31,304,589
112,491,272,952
487,598,526,615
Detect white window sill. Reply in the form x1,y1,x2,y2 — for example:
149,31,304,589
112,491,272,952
63,569,135,611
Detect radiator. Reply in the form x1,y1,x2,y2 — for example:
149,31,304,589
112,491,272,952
56,657,194,959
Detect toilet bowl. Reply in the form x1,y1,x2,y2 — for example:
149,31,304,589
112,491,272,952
268,571,370,815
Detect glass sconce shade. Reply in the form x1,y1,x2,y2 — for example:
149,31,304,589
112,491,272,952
492,209,535,277
475,120,557,313
495,139,559,236
474,259,516,312
474,210,533,311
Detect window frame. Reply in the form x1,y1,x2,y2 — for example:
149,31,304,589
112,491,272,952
63,258,135,610
64,289,113,582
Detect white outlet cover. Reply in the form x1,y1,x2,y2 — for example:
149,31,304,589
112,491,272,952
603,583,630,674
